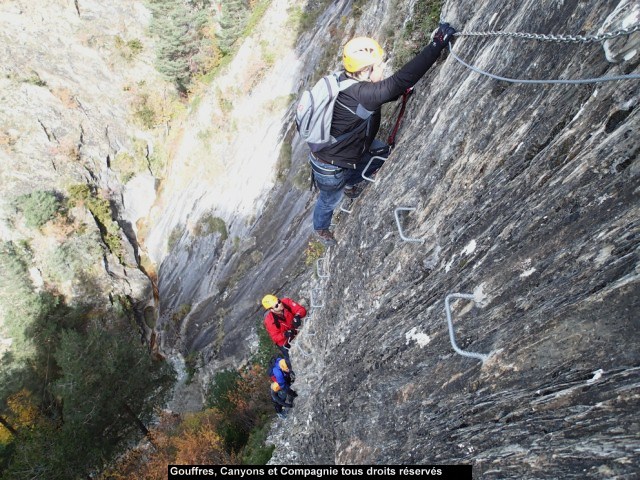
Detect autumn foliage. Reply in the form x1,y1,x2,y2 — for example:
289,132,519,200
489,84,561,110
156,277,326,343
103,363,274,476
102,409,234,479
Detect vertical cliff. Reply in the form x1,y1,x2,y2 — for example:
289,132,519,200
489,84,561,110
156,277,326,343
264,0,639,475
0,0,163,313
3,0,634,474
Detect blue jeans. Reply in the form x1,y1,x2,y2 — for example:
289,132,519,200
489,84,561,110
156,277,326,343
311,140,389,230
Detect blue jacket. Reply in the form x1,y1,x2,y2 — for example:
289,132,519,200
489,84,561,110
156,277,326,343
271,358,293,392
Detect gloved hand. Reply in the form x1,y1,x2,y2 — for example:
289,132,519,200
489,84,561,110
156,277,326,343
432,22,457,48
289,372,296,383
284,329,294,339
293,315,302,328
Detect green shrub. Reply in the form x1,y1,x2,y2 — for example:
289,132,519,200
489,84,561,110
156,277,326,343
168,225,184,251
304,240,325,266
112,295,135,321
292,162,311,190
134,94,157,129
66,184,123,261
241,420,275,465
193,214,228,240
184,351,200,384
112,150,149,183
216,0,250,56
115,36,144,60
243,0,271,37
171,303,191,324
24,73,47,87
275,142,292,183
14,191,62,229
41,232,102,284
0,242,42,356
390,0,442,69
67,183,90,206
127,39,143,55
207,369,240,412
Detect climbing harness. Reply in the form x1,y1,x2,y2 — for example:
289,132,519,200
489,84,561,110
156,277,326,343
355,88,414,185
449,25,640,84
387,87,413,147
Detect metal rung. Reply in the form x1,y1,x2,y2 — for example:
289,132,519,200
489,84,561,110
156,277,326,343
310,289,324,308
339,198,352,213
303,316,317,336
316,257,329,278
444,293,490,362
303,312,316,336
362,155,387,183
394,207,425,243
292,341,311,358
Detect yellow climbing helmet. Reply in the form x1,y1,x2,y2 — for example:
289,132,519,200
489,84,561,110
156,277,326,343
262,294,278,310
271,381,281,392
343,37,384,73
279,359,289,372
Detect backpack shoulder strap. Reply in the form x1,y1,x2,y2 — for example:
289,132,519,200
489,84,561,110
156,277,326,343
264,310,281,329
337,76,357,91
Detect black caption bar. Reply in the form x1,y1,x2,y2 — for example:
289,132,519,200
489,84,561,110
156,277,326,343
168,465,472,479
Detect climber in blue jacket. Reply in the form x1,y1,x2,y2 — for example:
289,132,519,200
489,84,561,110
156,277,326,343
270,357,297,395
269,357,297,418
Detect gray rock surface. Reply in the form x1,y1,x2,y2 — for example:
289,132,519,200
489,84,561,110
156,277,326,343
263,0,640,474
6,0,635,473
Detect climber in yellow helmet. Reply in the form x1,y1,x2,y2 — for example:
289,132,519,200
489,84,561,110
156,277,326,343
268,356,298,419
261,294,307,361
270,381,295,419
310,23,457,246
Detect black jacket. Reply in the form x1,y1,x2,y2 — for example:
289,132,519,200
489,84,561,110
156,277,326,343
315,42,445,167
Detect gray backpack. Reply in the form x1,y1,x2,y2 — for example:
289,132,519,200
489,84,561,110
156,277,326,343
295,73,370,153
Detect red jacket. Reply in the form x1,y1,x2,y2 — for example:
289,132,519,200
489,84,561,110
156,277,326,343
263,298,307,347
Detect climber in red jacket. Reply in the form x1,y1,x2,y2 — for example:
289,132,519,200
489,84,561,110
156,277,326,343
262,294,307,360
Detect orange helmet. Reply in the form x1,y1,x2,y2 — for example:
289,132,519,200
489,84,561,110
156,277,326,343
343,37,384,73
279,359,289,372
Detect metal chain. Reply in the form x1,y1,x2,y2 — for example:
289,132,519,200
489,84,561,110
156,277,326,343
454,24,640,44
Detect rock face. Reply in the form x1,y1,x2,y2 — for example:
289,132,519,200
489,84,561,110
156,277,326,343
146,0,319,369
0,0,158,318
262,0,639,474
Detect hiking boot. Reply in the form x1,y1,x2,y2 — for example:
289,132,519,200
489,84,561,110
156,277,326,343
343,184,363,199
315,229,337,246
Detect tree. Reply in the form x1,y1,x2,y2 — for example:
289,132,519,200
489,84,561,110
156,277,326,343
0,242,43,356
101,409,234,479
13,190,62,229
148,0,211,93
3,325,175,479
216,0,250,55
